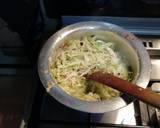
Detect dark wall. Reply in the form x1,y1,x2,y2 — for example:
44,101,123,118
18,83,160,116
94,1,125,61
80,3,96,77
0,0,38,35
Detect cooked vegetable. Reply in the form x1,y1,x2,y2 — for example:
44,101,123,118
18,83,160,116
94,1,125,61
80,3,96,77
49,33,132,101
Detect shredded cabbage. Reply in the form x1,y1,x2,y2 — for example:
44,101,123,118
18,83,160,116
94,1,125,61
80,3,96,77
50,33,132,101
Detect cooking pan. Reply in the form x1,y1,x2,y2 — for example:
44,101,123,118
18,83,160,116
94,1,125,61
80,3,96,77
38,21,151,113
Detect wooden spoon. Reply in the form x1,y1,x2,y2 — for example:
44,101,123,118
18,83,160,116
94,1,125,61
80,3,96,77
86,71,160,109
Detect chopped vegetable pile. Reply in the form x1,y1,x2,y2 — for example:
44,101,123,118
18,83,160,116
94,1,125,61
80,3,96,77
50,33,132,101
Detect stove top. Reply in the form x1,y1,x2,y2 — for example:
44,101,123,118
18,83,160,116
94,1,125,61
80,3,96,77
18,16,160,128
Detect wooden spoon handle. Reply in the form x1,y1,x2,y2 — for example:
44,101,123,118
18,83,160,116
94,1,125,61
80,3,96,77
87,71,160,109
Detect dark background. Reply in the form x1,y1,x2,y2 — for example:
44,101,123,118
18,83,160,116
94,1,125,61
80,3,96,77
0,0,160,40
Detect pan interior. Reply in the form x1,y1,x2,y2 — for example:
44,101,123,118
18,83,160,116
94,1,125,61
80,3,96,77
48,29,140,101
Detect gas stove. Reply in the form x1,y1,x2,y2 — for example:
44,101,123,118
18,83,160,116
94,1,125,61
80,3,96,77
1,1,160,128
19,16,160,128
